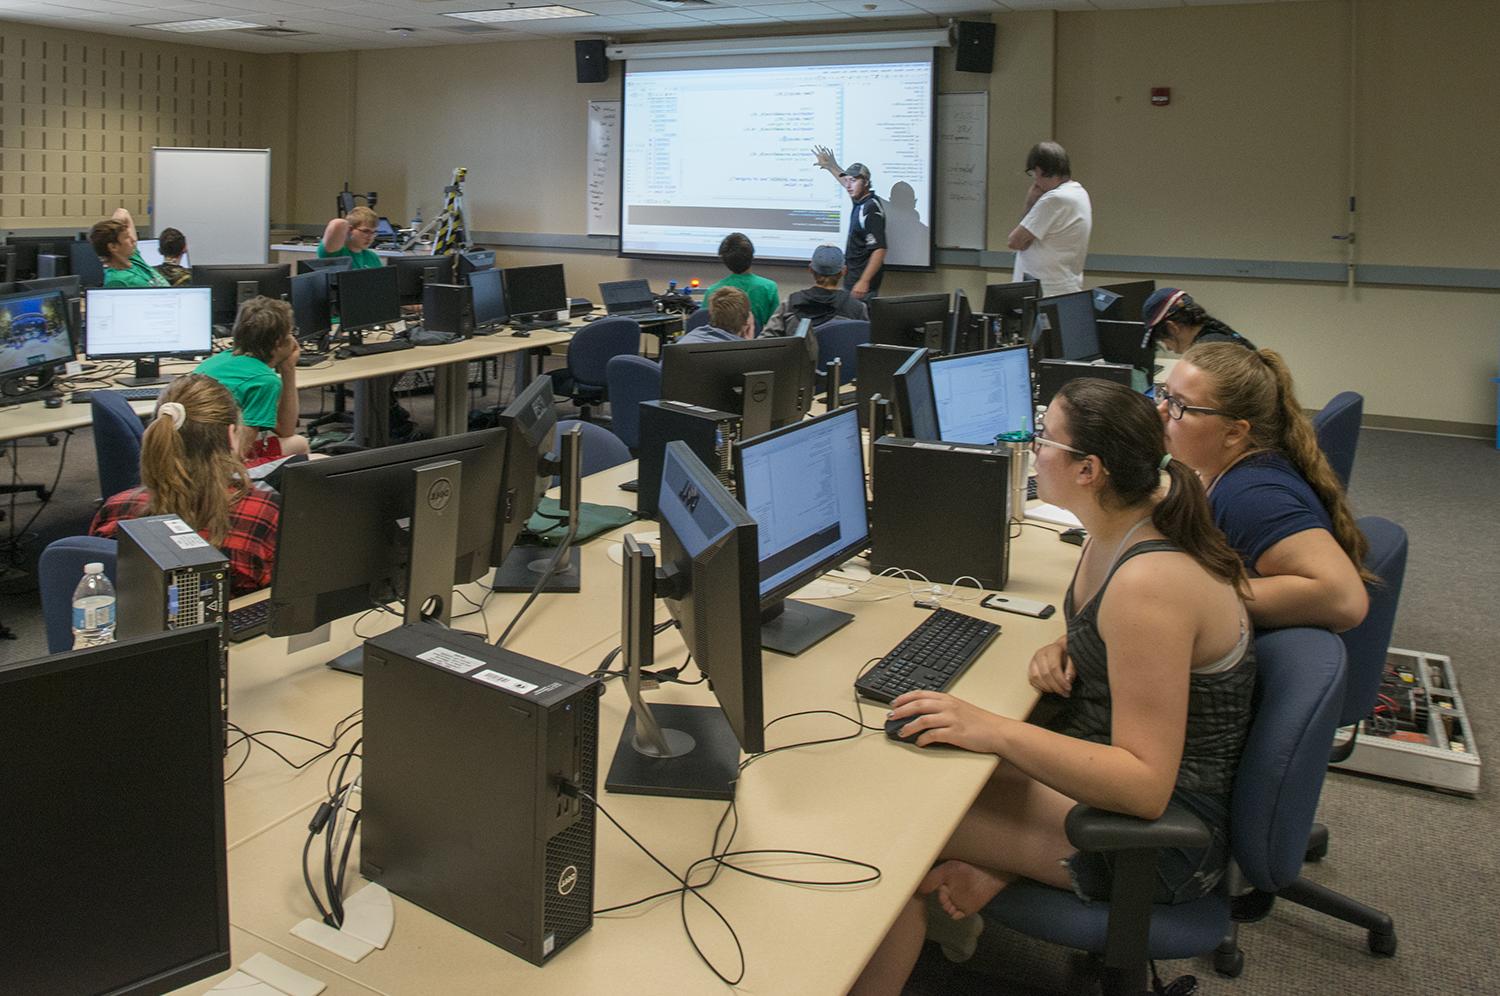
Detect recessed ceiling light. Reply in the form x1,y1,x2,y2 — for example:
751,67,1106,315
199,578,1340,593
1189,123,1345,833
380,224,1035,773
138,18,264,32
445,6,592,23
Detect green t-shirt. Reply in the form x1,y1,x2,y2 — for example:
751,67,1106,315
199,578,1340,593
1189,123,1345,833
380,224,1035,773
103,249,170,289
702,272,780,328
195,351,282,430
317,242,384,269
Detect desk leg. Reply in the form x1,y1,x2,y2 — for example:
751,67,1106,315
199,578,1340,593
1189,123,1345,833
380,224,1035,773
352,376,392,449
511,350,532,398
433,362,469,437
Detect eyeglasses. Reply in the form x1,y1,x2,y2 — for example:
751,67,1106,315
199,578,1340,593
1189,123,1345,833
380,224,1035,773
1154,386,1234,421
352,226,377,235
1031,432,1087,458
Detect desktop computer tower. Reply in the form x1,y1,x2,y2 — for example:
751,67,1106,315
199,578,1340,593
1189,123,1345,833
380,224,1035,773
360,622,600,967
422,282,475,337
637,400,739,518
115,514,231,738
870,438,1011,590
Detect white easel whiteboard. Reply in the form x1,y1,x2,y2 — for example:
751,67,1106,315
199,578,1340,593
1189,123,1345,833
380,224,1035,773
151,147,271,265
587,100,621,237
936,92,988,250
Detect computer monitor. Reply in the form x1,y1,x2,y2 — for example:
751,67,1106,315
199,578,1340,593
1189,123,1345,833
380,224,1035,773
855,343,920,432
18,276,84,350
469,267,507,331
334,265,401,336
502,264,568,328
290,269,334,346
0,625,230,996
84,286,213,385
983,278,1042,343
490,374,578,592
605,441,763,800
4,237,66,280
734,406,869,655
869,292,949,350
1035,358,1136,407
455,248,496,283
190,263,291,326
891,347,939,441
1038,290,1102,362
69,240,105,288
0,289,74,396
269,428,508,670
660,335,813,439
930,344,1034,444
946,287,974,355
1097,279,1156,322
296,256,353,276
136,239,190,269
392,254,455,306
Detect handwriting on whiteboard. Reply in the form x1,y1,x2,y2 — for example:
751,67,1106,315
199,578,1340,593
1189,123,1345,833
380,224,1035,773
587,100,620,236
936,92,987,249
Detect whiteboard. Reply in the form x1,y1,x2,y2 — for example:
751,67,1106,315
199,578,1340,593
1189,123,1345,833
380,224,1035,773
151,148,271,265
936,92,987,250
586,100,620,237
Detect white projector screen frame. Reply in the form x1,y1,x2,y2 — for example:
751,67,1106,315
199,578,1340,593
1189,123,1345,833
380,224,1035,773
151,147,271,266
619,49,935,270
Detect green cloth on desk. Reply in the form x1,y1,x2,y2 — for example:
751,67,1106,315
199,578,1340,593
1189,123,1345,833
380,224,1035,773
524,497,635,545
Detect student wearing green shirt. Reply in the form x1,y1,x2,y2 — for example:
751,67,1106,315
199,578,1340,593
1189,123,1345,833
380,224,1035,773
195,296,312,464
701,232,780,329
318,205,385,269
89,208,169,289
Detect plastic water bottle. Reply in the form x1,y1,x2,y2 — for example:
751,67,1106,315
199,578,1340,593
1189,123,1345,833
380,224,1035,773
71,562,116,649
410,207,423,232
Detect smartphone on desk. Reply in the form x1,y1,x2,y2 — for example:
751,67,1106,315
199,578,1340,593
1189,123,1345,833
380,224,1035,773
981,594,1055,619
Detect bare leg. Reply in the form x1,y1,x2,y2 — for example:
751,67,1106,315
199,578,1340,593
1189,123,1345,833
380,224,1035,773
849,895,925,996
277,434,311,457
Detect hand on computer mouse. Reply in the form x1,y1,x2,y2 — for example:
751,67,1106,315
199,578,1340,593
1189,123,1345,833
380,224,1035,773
886,691,1000,752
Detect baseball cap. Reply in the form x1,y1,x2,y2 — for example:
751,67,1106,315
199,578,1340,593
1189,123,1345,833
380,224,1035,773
1142,287,1189,331
841,163,872,183
809,245,845,276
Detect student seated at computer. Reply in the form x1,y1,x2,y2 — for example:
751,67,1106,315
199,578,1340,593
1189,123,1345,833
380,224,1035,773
1159,342,1369,633
1142,288,1255,353
155,227,192,286
676,287,755,345
195,297,313,464
853,380,1255,996
89,208,168,289
90,374,279,596
761,244,868,336
700,233,779,329
318,205,384,269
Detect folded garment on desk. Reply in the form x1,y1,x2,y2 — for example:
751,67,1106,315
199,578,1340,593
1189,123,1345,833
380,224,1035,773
525,497,636,544
1025,502,1083,529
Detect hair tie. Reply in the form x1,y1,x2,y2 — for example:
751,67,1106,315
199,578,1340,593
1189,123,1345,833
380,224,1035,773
158,402,187,429
1159,453,1173,471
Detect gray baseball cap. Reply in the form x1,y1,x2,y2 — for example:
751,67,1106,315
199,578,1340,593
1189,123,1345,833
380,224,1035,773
842,163,872,183
810,245,845,275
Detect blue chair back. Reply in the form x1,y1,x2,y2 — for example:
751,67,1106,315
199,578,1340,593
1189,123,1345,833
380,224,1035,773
1337,516,1408,729
605,354,661,450
556,419,633,478
1232,627,1346,893
814,319,870,387
569,317,640,391
685,307,710,332
90,390,146,499
39,536,119,654
1312,391,1362,489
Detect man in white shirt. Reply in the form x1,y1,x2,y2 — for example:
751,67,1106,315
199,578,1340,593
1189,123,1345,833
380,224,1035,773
1009,142,1092,296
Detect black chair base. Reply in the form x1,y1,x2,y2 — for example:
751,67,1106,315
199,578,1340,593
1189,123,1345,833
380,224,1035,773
1280,876,1398,956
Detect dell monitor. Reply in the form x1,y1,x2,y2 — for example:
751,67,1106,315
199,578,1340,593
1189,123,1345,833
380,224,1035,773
296,255,353,275
660,335,813,439
503,263,568,329
891,347,939,442
0,625,230,996
334,264,402,336
1035,358,1135,407
290,269,334,347
734,406,870,656
456,248,496,283
983,278,1042,343
855,343,921,432
1097,279,1156,322
190,263,291,326
490,374,577,592
930,344,1034,444
1038,290,1102,362
0,289,74,398
469,267,507,332
605,441,763,800
869,292,949,351
136,238,190,269
84,286,213,385
946,287,974,355
392,253,455,306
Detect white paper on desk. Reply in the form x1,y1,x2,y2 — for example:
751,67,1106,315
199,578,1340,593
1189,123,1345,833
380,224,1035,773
209,971,285,995
1025,503,1082,528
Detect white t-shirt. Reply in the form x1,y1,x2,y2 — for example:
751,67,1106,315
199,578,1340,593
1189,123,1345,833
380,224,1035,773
1012,180,1092,296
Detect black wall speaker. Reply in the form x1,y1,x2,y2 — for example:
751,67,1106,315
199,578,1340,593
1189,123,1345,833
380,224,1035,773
954,21,996,74
575,40,609,84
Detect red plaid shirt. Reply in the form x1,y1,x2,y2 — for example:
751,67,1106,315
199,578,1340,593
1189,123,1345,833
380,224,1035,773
90,486,280,596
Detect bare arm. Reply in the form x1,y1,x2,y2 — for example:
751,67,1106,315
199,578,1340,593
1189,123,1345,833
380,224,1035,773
1006,225,1036,252
812,145,845,186
1247,529,1369,632
274,342,302,438
322,217,349,252
851,248,885,299
112,207,138,245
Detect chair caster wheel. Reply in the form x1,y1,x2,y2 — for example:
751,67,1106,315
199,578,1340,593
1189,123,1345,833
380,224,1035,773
1304,839,1328,862
1213,947,1244,977
1368,929,1397,957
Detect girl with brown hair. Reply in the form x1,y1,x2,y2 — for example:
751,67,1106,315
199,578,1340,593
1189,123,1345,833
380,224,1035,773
89,374,280,596
852,380,1255,995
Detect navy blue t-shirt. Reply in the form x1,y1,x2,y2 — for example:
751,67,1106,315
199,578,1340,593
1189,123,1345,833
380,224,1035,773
1209,451,1333,570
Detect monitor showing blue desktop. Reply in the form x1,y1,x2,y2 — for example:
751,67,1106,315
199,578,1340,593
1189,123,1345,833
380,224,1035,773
0,289,74,393
930,344,1034,444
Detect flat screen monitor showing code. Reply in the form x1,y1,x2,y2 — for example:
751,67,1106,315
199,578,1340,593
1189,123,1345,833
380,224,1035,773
930,344,1033,444
84,287,213,359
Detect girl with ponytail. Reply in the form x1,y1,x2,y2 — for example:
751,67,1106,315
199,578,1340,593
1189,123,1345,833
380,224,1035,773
90,374,280,595
1160,342,1370,633
854,381,1253,994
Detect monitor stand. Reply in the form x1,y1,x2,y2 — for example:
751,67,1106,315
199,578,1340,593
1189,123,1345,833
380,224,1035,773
760,597,852,656
119,357,170,387
489,544,581,593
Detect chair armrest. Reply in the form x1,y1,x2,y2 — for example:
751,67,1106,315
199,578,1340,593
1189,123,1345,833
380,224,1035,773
1065,804,1211,853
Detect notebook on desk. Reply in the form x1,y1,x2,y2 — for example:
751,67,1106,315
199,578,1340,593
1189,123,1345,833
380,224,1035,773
599,279,661,320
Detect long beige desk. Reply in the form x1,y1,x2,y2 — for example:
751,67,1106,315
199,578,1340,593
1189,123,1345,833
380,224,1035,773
177,461,1074,995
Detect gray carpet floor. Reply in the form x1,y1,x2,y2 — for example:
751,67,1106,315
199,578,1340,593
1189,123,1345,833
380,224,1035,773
1,400,1496,994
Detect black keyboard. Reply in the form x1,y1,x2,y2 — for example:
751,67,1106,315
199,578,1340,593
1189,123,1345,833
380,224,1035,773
227,601,270,642
344,338,415,357
855,607,1001,703
71,386,163,405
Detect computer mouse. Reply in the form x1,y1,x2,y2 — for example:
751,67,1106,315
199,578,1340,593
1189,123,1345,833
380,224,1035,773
44,396,63,408
885,713,926,745
1060,527,1087,546
512,330,532,338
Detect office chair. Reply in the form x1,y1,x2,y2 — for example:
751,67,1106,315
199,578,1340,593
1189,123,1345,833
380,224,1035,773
39,536,119,654
554,419,632,479
684,307,710,332
604,354,661,452
90,390,146,500
981,627,1346,994
813,318,870,388
548,316,640,421
1312,390,1363,489
69,241,106,288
